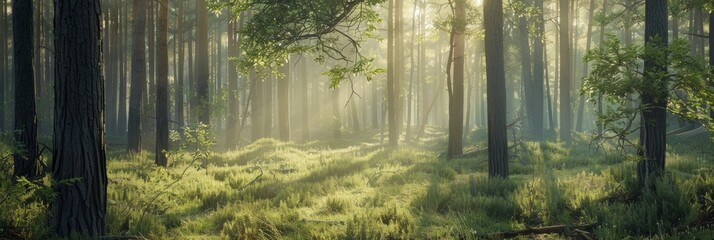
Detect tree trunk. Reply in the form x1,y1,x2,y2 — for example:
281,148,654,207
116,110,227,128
12,0,39,180
251,70,264,141
0,0,5,132
576,0,596,132
332,88,341,139
175,0,185,128
485,0,508,178
118,2,128,136
128,0,147,152
559,0,572,142
300,56,310,140
387,0,398,147
195,0,210,124
225,15,239,147
146,0,155,118
52,0,107,236
278,61,290,141
532,0,546,139
447,0,465,158
264,76,273,137
637,0,668,188
710,11,714,120
517,3,535,139
155,0,169,166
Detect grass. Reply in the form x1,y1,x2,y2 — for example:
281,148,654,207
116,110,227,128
0,129,712,239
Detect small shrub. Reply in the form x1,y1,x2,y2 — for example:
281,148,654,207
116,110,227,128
324,197,350,214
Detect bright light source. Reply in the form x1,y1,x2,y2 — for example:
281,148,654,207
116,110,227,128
474,0,483,6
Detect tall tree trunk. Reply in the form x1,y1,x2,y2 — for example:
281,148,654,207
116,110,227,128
127,0,147,152
118,2,127,136
710,11,714,120
406,0,418,140
597,0,607,135
0,0,5,132
12,0,39,180
395,0,404,137
576,0,596,132
517,2,535,139
147,0,155,116
447,0,465,158
263,76,273,137
175,0,185,128
225,16,239,147
637,0,668,188
251,70,264,141
559,0,572,142
332,88,341,139
155,0,169,166
485,0,508,178
532,0,546,139
300,56,310,140
196,0,210,124
386,0,398,146
278,61,290,141
52,0,107,236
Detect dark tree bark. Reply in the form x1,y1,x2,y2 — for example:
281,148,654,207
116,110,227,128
196,0,210,124
128,0,147,152
559,0,572,142
637,0,668,187
485,0,508,178
517,1,536,139
155,0,169,166
532,0,546,139
0,0,5,132
175,0,185,128
278,61,290,141
447,0,465,158
12,0,39,180
51,0,107,236
0,0,4,132
710,11,714,120
118,2,128,136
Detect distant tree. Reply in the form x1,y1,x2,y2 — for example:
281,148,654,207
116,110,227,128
225,15,240,147
278,61,291,141
387,0,398,147
176,0,186,128
156,0,169,166
532,0,546,139
559,0,572,142
51,0,107,236
12,0,40,180
485,0,508,178
196,0,210,124
128,0,147,152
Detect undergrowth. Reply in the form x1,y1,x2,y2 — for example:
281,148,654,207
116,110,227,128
0,129,712,239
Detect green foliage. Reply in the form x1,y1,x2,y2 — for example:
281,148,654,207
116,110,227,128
210,0,385,88
584,37,714,150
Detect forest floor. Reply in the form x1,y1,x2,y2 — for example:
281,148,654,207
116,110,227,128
1,127,713,239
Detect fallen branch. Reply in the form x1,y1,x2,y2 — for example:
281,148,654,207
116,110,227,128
239,166,264,190
302,218,346,225
367,169,400,186
475,222,598,240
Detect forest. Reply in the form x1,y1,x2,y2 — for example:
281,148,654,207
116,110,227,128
0,0,713,239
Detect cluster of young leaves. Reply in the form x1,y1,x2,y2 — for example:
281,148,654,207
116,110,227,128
210,0,385,88
583,36,714,149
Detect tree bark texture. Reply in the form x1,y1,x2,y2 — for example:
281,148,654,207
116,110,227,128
128,0,146,152
485,0,508,178
447,0,465,158
52,0,107,236
638,0,668,187
155,0,169,166
196,0,210,124
559,0,572,142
